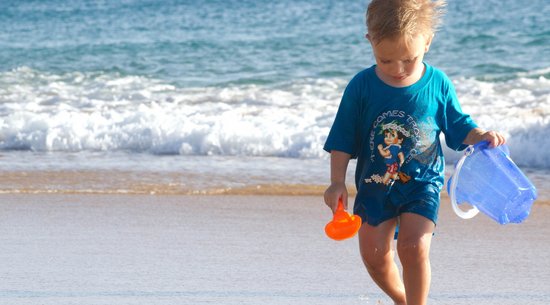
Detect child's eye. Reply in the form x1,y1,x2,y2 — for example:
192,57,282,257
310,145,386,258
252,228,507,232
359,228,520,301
404,57,417,64
381,60,391,64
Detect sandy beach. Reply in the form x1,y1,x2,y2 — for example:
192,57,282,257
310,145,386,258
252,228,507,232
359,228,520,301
0,193,548,305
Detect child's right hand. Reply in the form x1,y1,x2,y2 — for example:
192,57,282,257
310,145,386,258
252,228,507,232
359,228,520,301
324,182,348,213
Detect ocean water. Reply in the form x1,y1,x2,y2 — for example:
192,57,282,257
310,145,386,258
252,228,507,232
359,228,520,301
1,0,549,194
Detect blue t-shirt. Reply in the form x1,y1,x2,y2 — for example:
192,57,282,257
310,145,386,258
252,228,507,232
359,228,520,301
324,63,477,202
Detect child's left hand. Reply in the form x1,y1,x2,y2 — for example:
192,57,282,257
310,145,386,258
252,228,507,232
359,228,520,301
479,130,506,147
465,128,506,147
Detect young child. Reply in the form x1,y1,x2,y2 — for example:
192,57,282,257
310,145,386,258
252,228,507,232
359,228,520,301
323,1,506,304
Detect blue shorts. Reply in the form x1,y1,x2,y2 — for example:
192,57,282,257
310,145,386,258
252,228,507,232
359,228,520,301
354,183,440,227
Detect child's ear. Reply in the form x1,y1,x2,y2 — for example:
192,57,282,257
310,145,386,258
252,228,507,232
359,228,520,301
366,33,372,42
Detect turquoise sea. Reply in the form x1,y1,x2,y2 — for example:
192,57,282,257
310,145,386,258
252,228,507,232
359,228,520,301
1,0,549,157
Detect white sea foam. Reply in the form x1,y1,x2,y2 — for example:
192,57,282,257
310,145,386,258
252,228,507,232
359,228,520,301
1,67,549,168
448,75,550,167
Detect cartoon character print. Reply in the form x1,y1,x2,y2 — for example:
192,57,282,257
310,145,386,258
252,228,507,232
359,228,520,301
365,116,414,186
364,111,441,187
377,128,405,185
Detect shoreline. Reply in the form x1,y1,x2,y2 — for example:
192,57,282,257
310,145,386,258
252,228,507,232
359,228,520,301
1,186,548,206
2,151,548,200
1,156,548,203
1,169,549,205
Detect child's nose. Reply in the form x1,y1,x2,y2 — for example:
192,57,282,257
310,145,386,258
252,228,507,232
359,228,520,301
391,62,405,75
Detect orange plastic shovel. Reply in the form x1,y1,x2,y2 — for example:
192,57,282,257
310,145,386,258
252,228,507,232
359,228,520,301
325,198,362,241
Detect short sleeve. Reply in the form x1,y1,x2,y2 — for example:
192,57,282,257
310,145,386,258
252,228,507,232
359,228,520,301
323,75,364,158
441,79,478,151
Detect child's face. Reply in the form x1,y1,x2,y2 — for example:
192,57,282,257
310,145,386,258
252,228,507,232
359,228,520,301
368,34,433,87
384,130,400,145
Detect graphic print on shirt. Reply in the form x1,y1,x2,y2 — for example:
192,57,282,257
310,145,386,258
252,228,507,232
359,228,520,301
365,109,422,186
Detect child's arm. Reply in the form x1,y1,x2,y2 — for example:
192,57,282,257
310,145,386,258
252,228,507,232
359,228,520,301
463,127,507,147
324,150,352,213
377,144,390,157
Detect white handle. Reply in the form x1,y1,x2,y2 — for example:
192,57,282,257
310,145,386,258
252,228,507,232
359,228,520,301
449,146,480,219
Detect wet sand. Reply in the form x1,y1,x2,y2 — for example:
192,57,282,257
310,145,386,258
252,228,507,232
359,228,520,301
0,194,549,305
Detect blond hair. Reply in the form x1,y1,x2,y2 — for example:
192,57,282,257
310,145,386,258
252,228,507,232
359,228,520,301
366,0,446,44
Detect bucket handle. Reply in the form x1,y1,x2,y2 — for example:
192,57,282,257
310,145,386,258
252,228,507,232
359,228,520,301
449,145,480,219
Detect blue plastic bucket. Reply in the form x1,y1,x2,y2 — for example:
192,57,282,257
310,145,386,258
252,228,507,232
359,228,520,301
447,141,537,224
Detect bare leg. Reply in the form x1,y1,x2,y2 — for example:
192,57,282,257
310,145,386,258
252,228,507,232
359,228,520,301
396,213,435,305
358,219,406,305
